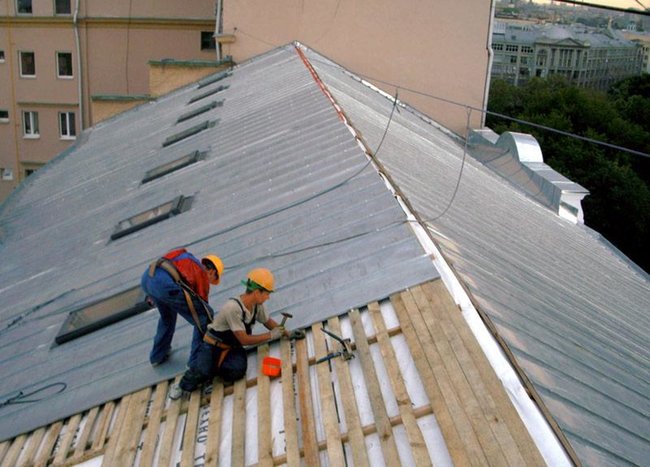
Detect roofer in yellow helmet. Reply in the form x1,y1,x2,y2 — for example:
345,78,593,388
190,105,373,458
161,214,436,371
170,267,304,399
141,248,224,369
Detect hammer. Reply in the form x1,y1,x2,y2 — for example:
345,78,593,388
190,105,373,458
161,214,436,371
279,312,293,327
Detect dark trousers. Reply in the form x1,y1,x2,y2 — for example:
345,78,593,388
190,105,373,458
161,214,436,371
179,342,248,391
141,269,213,367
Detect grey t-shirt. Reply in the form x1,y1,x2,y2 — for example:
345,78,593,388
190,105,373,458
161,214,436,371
208,298,269,333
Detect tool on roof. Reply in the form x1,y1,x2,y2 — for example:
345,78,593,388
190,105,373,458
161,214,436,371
279,312,293,327
316,328,355,364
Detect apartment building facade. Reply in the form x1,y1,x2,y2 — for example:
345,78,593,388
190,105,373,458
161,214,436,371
218,0,495,139
492,20,643,89
0,0,217,201
2,0,497,203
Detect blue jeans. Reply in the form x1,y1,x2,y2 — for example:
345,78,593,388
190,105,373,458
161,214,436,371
141,268,213,367
179,342,247,391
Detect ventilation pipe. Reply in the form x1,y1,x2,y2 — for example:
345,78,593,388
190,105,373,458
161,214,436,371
74,0,84,130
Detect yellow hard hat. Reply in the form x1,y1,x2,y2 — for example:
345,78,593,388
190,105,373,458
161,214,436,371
202,255,224,284
244,268,274,293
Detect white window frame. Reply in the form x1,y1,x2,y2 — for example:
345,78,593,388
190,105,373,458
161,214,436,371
19,51,36,78
56,51,73,78
59,111,76,139
1,168,14,181
22,111,39,138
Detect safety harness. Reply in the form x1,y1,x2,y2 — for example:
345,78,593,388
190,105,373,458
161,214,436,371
203,298,257,369
148,257,213,333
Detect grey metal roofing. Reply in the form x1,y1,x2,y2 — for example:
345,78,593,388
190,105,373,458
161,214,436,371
0,45,439,441
307,50,650,465
495,21,637,48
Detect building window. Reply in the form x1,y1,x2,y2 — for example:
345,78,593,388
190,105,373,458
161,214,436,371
0,50,5,62
23,111,39,137
19,51,36,77
0,110,8,122
201,31,216,50
16,0,32,14
22,162,43,177
493,43,503,51
55,0,71,14
142,150,204,183
57,52,73,78
59,111,76,139
55,287,153,345
111,195,193,240
506,44,519,52
1,168,14,181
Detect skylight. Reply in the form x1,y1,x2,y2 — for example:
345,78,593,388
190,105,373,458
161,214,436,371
188,85,229,104
110,195,193,240
162,120,216,147
197,70,232,89
177,101,222,124
142,150,204,183
55,287,153,344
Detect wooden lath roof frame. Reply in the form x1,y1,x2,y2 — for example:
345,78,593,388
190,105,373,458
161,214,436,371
0,280,546,466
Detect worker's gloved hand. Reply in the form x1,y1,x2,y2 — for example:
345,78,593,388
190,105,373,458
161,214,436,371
289,329,306,340
270,326,285,341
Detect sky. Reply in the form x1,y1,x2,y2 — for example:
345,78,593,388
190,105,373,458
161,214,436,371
531,0,648,9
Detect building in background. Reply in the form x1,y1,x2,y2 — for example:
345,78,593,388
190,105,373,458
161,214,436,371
623,31,650,74
491,20,643,88
2,0,498,203
0,0,219,201
217,0,494,138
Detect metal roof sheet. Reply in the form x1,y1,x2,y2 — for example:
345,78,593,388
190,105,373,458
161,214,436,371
308,50,650,465
0,45,438,441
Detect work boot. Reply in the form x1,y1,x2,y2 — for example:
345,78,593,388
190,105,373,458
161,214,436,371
168,383,187,400
151,348,171,367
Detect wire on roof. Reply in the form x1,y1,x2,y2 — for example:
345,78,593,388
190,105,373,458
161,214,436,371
234,28,650,160
0,382,67,408
186,84,400,250
421,107,472,222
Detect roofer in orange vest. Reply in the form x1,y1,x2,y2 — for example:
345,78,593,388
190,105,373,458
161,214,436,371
169,268,304,399
141,248,224,368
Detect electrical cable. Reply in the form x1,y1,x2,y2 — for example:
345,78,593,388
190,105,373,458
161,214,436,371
233,29,650,160
0,382,67,408
0,74,402,331
186,84,400,250
420,108,472,223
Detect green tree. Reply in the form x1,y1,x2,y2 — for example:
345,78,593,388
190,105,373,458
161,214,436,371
487,75,650,272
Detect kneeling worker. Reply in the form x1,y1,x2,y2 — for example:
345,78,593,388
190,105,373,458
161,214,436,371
170,268,296,399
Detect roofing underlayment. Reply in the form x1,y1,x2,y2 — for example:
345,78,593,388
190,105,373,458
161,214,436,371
305,49,650,465
0,43,647,466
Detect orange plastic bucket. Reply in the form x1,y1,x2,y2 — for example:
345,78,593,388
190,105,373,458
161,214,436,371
262,356,281,377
